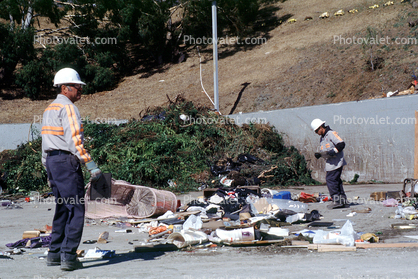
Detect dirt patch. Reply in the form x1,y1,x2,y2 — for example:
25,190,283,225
238,245,311,255
377,226,418,242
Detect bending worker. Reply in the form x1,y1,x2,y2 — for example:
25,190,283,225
311,118,348,209
41,68,102,271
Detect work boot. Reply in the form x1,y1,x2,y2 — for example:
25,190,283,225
339,196,350,208
326,201,344,210
61,259,83,271
341,202,350,208
46,252,61,266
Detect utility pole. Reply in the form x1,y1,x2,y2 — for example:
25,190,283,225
212,1,219,113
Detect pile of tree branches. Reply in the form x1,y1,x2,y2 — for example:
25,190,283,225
0,97,318,194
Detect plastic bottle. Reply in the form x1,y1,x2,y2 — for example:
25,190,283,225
395,205,404,219
267,198,308,213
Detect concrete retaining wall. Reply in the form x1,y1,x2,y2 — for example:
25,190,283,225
0,123,41,152
229,94,418,183
0,120,127,152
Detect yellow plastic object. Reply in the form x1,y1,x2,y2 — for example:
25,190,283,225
360,233,379,243
319,12,329,18
334,10,345,16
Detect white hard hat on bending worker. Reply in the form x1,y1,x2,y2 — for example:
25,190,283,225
310,118,326,132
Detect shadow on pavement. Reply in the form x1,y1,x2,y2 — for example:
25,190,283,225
82,250,173,269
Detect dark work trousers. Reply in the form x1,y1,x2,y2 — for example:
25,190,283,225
46,152,85,261
326,166,347,204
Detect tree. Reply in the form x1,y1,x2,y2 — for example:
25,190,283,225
0,0,63,88
1,0,262,98
0,0,62,30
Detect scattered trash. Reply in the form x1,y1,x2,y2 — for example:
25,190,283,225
267,198,309,213
370,191,386,201
83,248,115,259
266,227,289,237
157,210,176,220
97,231,109,244
313,220,358,246
352,207,371,214
293,229,316,238
115,229,132,233
6,235,51,249
183,215,203,231
149,226,167,236
391,223,417,229
215,227,255,243
167,179,177,188
298,192,317,203
22,231,40,239
383,198,398,207
1,200,12,207
360,233,379,243
220,176,233,187
404,235,418,240
273,191,291,200
167,230,209,248
29,191,40,202
85,179,177,219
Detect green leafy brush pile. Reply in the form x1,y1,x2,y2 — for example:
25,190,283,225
0,98,318,194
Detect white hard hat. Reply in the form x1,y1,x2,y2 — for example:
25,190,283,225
311,118,325,131
53,68,86,87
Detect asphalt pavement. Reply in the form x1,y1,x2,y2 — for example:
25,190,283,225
1,183,417,279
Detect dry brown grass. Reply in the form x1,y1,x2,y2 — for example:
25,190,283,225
1,0,418,123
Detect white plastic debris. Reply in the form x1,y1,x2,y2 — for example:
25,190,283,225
183,215,203,230
84,247,115,259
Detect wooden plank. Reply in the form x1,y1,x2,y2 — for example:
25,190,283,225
356,242,418,248
415,111,418,178
308,244,318,250
291,240,310,246
318,245,356,252
281,245,309,248
224,239,285,247
22,230,40,239
308,244,356,252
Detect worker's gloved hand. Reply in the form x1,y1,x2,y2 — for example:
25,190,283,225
86,161,102,182
327,149,338,157
314,152,321,159
90,168,102,182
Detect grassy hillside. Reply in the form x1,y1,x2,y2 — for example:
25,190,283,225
1,0,418,122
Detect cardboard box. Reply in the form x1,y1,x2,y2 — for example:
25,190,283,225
385,191,403,200
370,191,386,201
